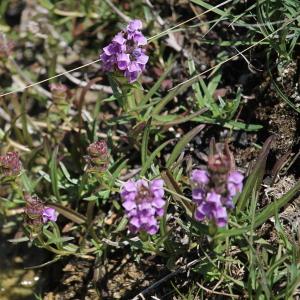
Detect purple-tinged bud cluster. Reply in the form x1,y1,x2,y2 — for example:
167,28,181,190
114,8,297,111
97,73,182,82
0,151,22,178
120,179,165,235
49,83,68,104
100,20,149,83
85,140,109,173
24,193,58,228
191,143,244,227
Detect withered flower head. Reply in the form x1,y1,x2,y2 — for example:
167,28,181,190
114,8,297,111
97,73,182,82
24,193,58,222
24,193,44,221
0,151,22,178
85,140,109,173
49,83,68,104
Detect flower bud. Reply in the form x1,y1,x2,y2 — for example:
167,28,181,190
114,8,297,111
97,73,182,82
208,141,233,174
85,140,109,173
0,152,22,179
49,83,68,104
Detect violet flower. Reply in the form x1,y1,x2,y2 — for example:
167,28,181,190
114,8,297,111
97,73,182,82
100,19,148,83
24,193,59,227
190,142,244,228
42,207,58,223
120,179,165,235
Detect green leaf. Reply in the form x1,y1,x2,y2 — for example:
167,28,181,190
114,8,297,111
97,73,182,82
217,180,300,239
161,169,193,217
236,136,273,213
49,147,60,201
142,58,174,106
166,124,205,168
59,162,78,185
153,109,207,126
141,118,152,165
38,0,54,10
191,0,230,17
110,158,128,188
20,172,34,193
140,139,174,176
254,180,300,228
46,202,86,224
113,216,128,233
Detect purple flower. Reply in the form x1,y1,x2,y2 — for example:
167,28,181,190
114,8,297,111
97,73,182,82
120,179,165,235
42,207,58,223
191,169,210,185
194,191,227,227
117,53,130,70
190,157,244,228
127,20,143,32
100,19,148,83
24,193,59,228
227,171,244,197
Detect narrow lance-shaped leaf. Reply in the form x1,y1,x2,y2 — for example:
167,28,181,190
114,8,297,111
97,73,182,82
140,139,174,176
166,124,205,168
49,146,61,201
141,57,174,106
141,117,152,166
161,169,193,217
236,136,274,213
216,180,300,239
46,202,86,224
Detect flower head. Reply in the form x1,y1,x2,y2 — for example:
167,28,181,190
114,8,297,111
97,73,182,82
24,193,59,225
100,19,148,83
49,83,68,104
85,140,109,173
120,179,165,235
0,152,22,178
190,141,244,228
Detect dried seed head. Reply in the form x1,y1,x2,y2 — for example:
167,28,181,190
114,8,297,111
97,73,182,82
49,83,68,104
86,140,109,173
0,151,22,178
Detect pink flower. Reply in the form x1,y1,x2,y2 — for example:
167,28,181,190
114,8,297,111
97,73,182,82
227,171,244,197
42,207,59,223
100,19,148,83
120,179,165,235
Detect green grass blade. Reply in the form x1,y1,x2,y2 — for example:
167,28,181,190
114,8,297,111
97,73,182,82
49,146,60,201
141,118,152,166
140,139,174,176
236,136,273,213
166,124,205,168
142,58,174,106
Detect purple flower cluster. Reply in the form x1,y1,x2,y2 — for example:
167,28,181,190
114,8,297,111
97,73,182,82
120,179,165,235
191,169,244,227
100,20,148,83
24,193,58,228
